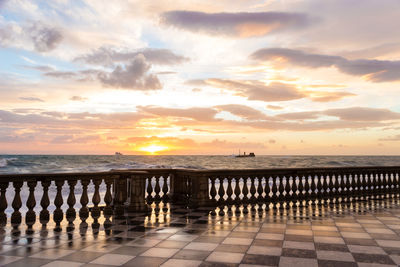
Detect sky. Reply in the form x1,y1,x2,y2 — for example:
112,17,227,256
1,0,400,155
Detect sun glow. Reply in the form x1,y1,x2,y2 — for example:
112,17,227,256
139,144,168,154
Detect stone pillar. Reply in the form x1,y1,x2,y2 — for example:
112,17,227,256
189,174,216,208
170,171,187,203
113,175,127,216
126,175,148,212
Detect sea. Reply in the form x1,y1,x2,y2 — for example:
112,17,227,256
1,155,400,174
1,155,399,215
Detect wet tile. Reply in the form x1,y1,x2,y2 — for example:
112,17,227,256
141,247,179,258
315,243,349,252
156,240,189,249
241,254,280,266
283,241,315,250
206,252,244,264
89,253,134,265
29,248,75,260
184,242,219,251
2,257,52,267
247,245,282,256
252,239,283,247
344,238,378,246
376,239,400,248
126,238,161,247
279,256,318,267
59,251,104,262
222,238,253,246
108,246,149,256
0,256,23,265
173,249,211,260
161,259,202,267
123,256,166,267
352,253,396,265
82,244,120,253
255,233,284,240
316,250,354,262
317,259,358,267
314,236,345,244
167,234,199,242
347,245,386,254
282,248,317,258
285,234,313,242
215,244,249,253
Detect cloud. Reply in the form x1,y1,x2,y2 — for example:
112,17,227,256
76,47,188,67
251,48,400,82
29,22,63,52
70,96,88,101
276,107,400,122
206,79,305,101
21,64,55,72
161,10,312,38
44,54,162,90
98,54,161,90
379,135,400,141
18,97,44,102
199,78,354,103
267,105,284,110
324,107,400,121
214,104,270,120
138,106,219,122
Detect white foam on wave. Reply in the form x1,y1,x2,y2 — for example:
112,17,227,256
0,157,18,168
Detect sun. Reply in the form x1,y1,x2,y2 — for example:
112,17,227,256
139,144,168,155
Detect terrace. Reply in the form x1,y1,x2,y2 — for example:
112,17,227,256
1,166,400,266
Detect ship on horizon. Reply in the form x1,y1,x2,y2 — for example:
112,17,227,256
235,150,255,158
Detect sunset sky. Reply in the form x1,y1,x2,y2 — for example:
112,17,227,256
1,0,400,155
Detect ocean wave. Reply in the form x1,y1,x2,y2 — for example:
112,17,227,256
0,157,18,168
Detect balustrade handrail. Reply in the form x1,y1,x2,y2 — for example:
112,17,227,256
1,165,400,180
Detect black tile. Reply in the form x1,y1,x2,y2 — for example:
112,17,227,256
173,249,211,260
215,244,249,253
317,260,357,267
285,234,313,242
59,251,104,262
2,246,44,257
199,262,238,267
112,246,149,256
241,254,280,266
4,258,51,267
383,247,400,255
122,256,167,267
253,239,283,247
352,253,396,265
282,248,317,258
344,238,377,246
315,243,349,252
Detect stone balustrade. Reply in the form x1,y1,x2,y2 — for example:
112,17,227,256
0,166,399,229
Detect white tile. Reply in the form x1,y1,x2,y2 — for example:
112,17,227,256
365,228,395,234
234,227,259,233
90,254,134,266
286,229,313,236
376,240,400,248
41,261,84,267
316,250,354,262
347,245,386,254
206,252,244,264
167,234,199,242
255,233,284,240
341,232,371,239
141,248,180,258
222,238,253,246
161,259,202,267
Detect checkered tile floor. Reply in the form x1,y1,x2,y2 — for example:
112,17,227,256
1,198,400,266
